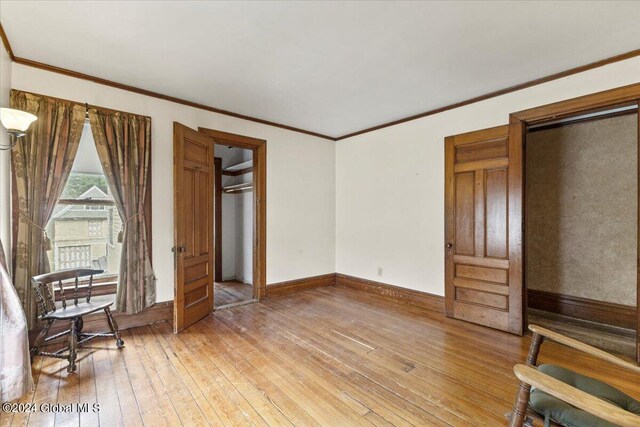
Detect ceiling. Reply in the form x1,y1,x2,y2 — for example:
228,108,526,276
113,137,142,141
1,1,640,138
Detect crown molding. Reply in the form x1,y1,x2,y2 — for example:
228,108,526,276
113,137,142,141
0,23,335,141
335,47,640,140
2,22,640,142
0,23,15,61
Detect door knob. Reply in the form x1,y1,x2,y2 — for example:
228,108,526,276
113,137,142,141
446,243,453,249
172,246,186,253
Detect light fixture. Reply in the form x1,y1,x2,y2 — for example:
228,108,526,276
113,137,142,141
0,108,37,150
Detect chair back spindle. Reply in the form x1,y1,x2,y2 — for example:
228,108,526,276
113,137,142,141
73,276,80,305
86,274,93,303
58,280,66,309
31,268,104,318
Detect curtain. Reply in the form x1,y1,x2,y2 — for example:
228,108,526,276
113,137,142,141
89,109,155,313
0,238,33,402
11,91,85,329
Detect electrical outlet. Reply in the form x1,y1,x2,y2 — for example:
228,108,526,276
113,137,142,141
377,267,383,277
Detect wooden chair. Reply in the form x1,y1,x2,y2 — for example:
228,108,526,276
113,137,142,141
508,324,640,427
30,268,124,374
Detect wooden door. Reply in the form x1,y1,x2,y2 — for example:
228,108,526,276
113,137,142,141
445,124,523,335
173,122,215,333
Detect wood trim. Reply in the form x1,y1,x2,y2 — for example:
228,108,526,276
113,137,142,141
528,289,636,329
200,128,265,148
512,84,640,359
29,300,173,344
265,273,336,298
336,273,444,313
336,49,640,140
10,55,334,140
637,106,640,361
214,157,222,282
508,118,525,335
512,82,640,123
527,107,637,133
199,127,267,301
4,21,639,142
0,23,14,61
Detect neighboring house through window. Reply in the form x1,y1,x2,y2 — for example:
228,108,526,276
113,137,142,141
45,121,123,279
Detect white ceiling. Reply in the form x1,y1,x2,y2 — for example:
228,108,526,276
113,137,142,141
1,1,640,138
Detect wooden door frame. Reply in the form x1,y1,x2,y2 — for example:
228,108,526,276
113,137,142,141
199,127,267,301
214,157,223,283
510,81,640,361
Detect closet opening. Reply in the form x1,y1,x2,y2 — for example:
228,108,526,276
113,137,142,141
524,103,639,360
214,144,256,309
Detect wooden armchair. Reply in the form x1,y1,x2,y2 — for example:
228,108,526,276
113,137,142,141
508,324,640,427
30,268,124,374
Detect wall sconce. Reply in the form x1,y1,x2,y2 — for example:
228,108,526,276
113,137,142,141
0,108,38,150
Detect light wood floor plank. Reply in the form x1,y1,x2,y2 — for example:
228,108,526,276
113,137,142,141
148,323,226,425
11,286,640,426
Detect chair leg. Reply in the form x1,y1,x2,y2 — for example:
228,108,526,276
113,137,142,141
105,307,124,348
508,382,532,427
75,317,84,337
67,319,78,374
508,332,544,427
30,319,54,361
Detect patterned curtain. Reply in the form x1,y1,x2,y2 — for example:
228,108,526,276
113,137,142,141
88,109,155,313
11,91,85,329
0,238,33,402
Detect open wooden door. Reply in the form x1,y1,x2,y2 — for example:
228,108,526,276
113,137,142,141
445,123,524,335
173,122,215,333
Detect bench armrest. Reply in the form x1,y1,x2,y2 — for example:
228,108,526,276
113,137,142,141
514,364,640,427
529,324,640,374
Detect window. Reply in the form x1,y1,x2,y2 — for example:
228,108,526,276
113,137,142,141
88,220,102,237
57,245,91,269
46,121,122,279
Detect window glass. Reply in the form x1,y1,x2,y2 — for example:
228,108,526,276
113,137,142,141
45,122,122,276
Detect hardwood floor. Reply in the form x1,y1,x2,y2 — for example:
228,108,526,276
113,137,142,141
528,308,636,359
3,285,640,426
214,280,254,307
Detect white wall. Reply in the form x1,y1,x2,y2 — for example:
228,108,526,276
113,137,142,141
216,144,253,283
235,191,253,284
221,193,237,280
0,41,12,264
336,56,640,297
9,64,336,302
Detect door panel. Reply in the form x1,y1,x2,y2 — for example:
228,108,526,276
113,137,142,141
485,168,508,258
174,122,215,333
445,124,523,334
454,172,475,256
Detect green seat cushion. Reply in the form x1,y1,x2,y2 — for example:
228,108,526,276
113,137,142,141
529,364,640,427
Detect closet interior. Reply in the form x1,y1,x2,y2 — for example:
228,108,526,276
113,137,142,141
525,105,639,359
214,143,254,308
